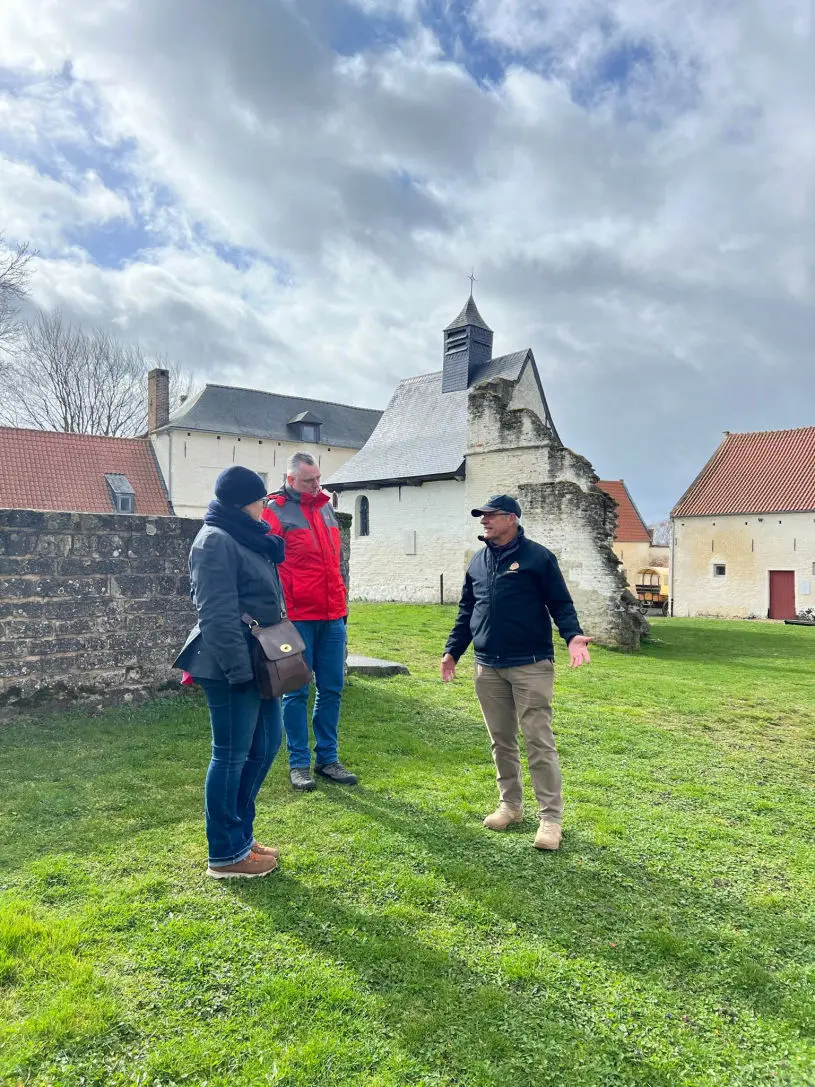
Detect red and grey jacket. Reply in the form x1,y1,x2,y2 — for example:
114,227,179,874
261,485,348,621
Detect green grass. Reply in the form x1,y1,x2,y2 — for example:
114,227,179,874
0,610,813,1087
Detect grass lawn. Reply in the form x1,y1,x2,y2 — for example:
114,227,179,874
0,610,813,1087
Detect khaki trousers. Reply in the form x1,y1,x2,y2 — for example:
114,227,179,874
474,660,562,823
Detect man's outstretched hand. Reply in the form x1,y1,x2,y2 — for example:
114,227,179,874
441,653,457,682
568,636,593,668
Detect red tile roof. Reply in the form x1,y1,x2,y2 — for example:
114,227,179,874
672,426,815,517
0,428,172,515
596,480,651,542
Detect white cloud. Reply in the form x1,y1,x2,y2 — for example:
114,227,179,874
0,0,813,520
0,158,131,247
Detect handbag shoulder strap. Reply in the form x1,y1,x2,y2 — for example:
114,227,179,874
273,563,288,620
241,561,287,630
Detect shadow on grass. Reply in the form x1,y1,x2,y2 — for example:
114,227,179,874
318,782,810,1028
230,871,681,1086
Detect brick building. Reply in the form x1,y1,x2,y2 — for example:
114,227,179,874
327,295,646,649
0,427,172,516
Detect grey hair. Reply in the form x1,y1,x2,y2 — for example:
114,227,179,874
288,451,318,475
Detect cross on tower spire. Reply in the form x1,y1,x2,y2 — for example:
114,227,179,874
467,268,477,294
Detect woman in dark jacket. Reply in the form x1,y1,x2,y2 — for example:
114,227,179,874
175,466,284,879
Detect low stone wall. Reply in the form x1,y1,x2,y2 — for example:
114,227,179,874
0,508,355,714
336,511,351,588
0,509,199,713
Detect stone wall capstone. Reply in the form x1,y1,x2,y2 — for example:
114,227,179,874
0,509,199,713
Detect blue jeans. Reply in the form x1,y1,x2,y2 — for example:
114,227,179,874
282,619,346,769
197,679,282,867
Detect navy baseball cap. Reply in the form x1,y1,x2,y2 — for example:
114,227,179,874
471,494,522,518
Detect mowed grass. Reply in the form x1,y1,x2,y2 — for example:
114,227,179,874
0,610,813,1087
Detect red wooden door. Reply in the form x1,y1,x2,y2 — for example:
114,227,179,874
769,570,796,620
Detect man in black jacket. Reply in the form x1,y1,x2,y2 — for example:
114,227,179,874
441,495,592,851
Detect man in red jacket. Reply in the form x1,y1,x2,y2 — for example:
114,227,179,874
262,452,357,790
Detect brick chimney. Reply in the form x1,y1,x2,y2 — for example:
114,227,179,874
147,368,170,432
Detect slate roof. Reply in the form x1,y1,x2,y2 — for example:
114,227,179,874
0,428,172,515
162,385,382,448
672,426,815,517
445,294,492,332
596,480,651,543
327,351,545,488
470,350,528,384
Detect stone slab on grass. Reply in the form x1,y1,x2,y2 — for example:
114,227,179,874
346,654,410,677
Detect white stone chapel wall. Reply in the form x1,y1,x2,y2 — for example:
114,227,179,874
336,480,470,603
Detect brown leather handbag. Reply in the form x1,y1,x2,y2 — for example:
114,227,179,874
242,611,312,699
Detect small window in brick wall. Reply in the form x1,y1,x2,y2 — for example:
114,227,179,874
105,473,136,514
713,563,726,577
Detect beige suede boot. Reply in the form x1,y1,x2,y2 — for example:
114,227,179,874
482,804,524,830
534,821,562,851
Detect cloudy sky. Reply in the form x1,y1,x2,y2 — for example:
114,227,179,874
1,0,813,521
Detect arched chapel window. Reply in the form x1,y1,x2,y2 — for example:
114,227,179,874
357,495,370,537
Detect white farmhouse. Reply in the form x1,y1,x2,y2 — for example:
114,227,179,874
671,426,815,619
327,295,646,649
147,369,381,519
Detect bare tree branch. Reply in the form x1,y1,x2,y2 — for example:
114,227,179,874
0,232,35,355
0,308,196,436
649,520,672,548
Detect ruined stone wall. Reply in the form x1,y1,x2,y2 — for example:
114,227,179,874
0,509,198,713
465,378,646,650
334,365,646,646
336,510,352,590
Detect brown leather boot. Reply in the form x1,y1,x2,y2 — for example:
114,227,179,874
534,821,563,851
251,841,280,860
206,850,278,879
483,804,524,830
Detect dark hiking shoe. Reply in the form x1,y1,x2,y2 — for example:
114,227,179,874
206,851,278,879
315,761,358,785
290,767,316,791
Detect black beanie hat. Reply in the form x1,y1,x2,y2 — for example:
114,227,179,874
214,466,268,508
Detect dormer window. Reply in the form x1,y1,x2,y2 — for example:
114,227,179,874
105,473,136,514
288,410,323,445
